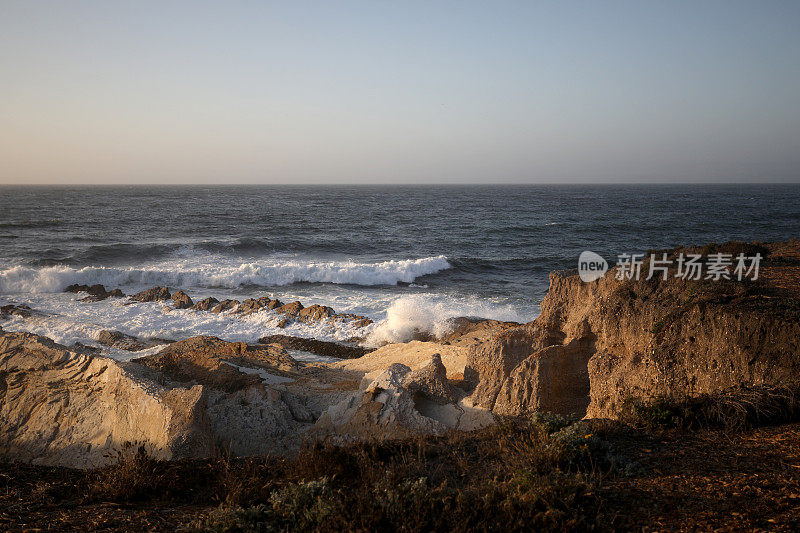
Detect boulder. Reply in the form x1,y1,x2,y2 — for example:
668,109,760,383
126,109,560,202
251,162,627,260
297,304,335,323
171,290,194,309
0,331,213,468
402,353,458,405
275,301,304,317
107,288,125,298
209,299,239,314
313,363,449,441
96,330,150,352
258,334,374,359
0,304,33,318
130,286,171,302
190,297,219,311
234,297,274,316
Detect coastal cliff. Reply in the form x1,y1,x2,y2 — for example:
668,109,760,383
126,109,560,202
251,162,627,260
467,240,800,418
2,240,799,470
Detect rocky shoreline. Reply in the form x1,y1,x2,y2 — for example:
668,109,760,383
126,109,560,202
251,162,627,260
1,240,799,470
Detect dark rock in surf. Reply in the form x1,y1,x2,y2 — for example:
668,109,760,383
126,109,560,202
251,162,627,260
66,284,125,301
210,299,239,314
172,290,194,309
65,284,90,293
97,330,149,352
234,297,277,316
275,301,304,318
297,304,335,323
190,297,219,311
131,286,172,303
330,313,374,328
0,304,33,319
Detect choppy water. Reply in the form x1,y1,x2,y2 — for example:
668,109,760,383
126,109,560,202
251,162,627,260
1,184,798,349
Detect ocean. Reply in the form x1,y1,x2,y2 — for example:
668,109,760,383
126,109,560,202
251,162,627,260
1,184,798,351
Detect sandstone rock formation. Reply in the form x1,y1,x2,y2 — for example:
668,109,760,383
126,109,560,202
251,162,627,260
0,328,494,468
258,334,374,359
314,350,492,443
97,330,151,351
0,332,324,467
313,363,449,441
403,353,458,405
0,331,212,468
466,241,800,418
135,336,297,392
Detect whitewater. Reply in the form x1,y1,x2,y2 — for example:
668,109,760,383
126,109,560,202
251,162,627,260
0,254,452,294
0,251,526,357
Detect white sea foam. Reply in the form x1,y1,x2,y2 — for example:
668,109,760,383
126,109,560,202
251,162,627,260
0,255,452,294
364,294,524,347
0,292,374,360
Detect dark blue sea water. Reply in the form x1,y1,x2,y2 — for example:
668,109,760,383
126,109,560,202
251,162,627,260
1,184,798,347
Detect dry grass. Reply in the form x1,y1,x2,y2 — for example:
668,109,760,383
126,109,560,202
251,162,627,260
4,414,800,531
620,381,800,431
0,415,612,532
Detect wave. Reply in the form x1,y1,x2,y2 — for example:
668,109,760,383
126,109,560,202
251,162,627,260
0,256,452,294
364,294,524,346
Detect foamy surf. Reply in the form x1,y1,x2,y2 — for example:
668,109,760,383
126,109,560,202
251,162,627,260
0,255,452,294
364,294,525,347
0,288,532,358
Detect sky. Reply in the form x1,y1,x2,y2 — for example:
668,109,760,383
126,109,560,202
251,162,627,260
1,1,799,185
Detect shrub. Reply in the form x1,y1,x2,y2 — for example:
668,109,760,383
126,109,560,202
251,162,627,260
620,381,800,431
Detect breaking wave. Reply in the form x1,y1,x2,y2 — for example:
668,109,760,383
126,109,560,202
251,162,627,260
0,256,452,294
364,294,524,346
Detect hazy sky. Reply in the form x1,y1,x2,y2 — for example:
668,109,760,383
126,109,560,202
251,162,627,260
2,1,799,184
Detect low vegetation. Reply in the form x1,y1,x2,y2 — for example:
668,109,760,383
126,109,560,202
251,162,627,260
620,381,800,430
4,394,800,531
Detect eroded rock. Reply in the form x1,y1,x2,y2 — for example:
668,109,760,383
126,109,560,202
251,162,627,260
258,334,374,359
135,336,297,393
275,301,304,317
97,330,150,352
466,241,800,418
190,297,219,311
313,363,449,441
403,353,458,405
172,290,194,309
210,299,239,314
297,304,335,323
0,331,213,468
130,286,171,303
